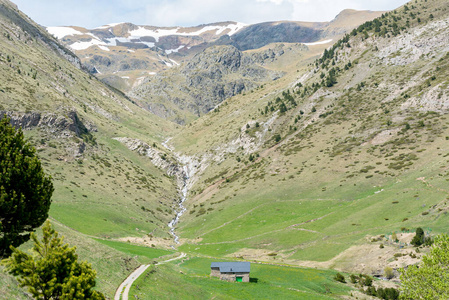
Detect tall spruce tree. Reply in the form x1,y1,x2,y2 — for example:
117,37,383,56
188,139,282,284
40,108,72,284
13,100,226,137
0,116,53,258
3,221,105,299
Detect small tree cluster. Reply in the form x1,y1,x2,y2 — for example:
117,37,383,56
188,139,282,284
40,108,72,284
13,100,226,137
273,134,281,143
350,274,373,287
411,227,424,246
262,90,297,116
365,286,400,300
384,266,394,279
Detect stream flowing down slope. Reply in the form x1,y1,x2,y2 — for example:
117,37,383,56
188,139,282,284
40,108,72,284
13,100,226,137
162,138,194,247
168,165,189,245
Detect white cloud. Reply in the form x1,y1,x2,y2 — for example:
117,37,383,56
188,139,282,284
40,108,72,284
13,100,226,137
256,0,285,5
143,0,293,27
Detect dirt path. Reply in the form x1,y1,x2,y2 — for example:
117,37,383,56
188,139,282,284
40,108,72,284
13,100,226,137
114,252,186,300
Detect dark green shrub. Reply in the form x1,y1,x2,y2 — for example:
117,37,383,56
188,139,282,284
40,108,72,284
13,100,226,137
334,273,346,283
359,274,372,287
411,227,424,247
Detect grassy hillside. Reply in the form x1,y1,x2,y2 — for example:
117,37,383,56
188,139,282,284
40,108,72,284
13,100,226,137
0,0,180,297
0,0,181,238
169,0,449,275
0,221,174,298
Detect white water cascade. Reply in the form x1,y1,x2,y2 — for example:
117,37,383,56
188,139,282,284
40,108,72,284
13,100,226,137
168,165,189,245
162,138,195,247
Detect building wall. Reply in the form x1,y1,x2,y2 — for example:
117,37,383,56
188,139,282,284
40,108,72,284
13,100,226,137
237,272,250,283
210,270,250,282
210,267,221,278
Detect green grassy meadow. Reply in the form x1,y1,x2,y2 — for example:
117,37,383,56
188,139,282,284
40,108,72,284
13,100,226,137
94,239,174,261
130,257,352,299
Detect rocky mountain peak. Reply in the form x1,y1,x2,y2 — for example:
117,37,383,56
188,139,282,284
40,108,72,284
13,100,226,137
185,45,242,73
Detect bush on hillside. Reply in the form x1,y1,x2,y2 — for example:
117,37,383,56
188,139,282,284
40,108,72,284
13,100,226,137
334,273,346,283
411,227,424,247
384,267,394,279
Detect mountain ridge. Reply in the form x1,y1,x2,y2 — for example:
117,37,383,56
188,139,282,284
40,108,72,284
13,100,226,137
45,9,384,101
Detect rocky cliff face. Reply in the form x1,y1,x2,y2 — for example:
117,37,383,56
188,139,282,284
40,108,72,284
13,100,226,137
130,44,290,123
226,22,321,51
0,110,96,136
0,110,97,157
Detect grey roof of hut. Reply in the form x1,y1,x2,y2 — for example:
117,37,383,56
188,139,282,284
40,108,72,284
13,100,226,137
211,262,250,273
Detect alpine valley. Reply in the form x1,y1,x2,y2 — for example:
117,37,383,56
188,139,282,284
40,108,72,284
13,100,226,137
1,0,449,298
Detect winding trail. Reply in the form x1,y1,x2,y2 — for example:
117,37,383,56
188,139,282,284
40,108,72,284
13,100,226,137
114,252,186,300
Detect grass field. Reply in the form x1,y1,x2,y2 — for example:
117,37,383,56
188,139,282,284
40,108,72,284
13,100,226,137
177,145,449,260
130,257,353,299
94,239,174,261
172,16,449,262
0,222,176,299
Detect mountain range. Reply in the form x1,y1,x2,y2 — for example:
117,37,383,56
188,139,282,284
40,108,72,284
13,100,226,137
47,10,383,123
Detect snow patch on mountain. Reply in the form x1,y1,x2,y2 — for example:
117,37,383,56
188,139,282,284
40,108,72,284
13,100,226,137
98,45,110,51
47,27,84,39
105,37,155,48
217,22,247,35
304,39,333,46
169,59,180,66
128,22,247,42
71,38,104,50
166,46,184,54
48,22,247,52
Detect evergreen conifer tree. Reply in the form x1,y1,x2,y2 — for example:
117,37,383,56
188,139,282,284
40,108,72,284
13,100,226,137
0,116,53,258
3,221,105,300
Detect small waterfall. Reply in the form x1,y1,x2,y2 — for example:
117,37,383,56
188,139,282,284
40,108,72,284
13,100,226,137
162,138,192,247
168,165,189,245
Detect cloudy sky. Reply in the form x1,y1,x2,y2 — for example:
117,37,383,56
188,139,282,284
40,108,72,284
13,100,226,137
13,0,410,28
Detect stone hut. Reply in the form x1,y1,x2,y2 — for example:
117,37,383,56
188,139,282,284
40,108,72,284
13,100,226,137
210,262,250,282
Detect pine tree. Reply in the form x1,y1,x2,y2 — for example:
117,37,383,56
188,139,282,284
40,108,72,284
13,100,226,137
0,116,53,258
3,221,105,300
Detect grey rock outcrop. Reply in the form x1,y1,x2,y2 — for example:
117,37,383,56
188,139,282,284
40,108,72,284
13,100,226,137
0,110,96,137
131,45,285,123
228,22,321,51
